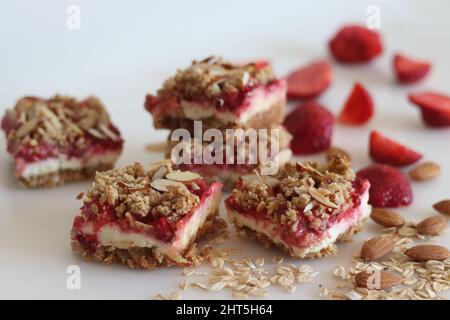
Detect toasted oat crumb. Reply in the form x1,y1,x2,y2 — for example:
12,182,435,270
156,56,275,106
82,161,202,223
3,95,121,156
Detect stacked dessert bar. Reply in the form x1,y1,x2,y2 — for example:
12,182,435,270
145,56,292,189
1,96,123,187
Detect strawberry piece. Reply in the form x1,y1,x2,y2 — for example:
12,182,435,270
338,83,374,125
287,60,332,99
394,53,431,84
329,25,383,63
369,130,422,166
409,92,450,127
284,102,334,155
356,164,413,208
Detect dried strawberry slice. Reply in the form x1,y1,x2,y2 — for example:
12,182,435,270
394,53,431,84
369,130,422,166
284,101,334,155
409,92,450,127
329,25,383,63
287,60,332,99
338,83,374,125
357,164,413,208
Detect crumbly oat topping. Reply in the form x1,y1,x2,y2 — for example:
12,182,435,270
157,56,275,105
83,161,201,222
230,156,355,232
2,95,121,153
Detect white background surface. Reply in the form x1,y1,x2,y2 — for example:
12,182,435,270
0,0,449,299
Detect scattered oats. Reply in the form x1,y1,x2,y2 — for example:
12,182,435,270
318,287,329,297
179,280,189,290
232,291,248,299
191,282,209,291
155,292,181,300
183,268,195,276
255,257,265,267
272,256,284,264
344,290,362,300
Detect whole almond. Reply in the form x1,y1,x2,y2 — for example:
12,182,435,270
405,244,450,261
326,147,351,162
433,200,450,216
355,270,402,290
361,236,395,261
370,208,405,228
409,162,440,181
417,215,448,236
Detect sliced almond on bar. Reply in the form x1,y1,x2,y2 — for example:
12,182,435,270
148,159,172,172
166,170,201,182
308,187,339,209
98,124,120,141
15,118,39,138
151,166,168,181
150,178,188,192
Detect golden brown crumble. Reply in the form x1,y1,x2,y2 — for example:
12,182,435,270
230,156,355,232
157,56,275,104
2,95,121,153
83,161,202,222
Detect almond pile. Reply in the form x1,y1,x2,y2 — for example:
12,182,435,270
324,204,450,300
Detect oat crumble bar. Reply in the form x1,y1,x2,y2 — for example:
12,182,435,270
71,161,225,269
145,56,287,130
225,155,371,258
1,95,123,187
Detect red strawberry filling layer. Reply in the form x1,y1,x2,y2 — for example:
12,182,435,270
146,79,286,118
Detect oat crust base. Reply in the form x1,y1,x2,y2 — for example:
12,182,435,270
71,213,227,270
18,163,114,188
234,217,366,259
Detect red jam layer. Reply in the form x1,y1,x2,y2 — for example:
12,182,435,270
11,124,123,164
72,180,220,252
146,79,284,117
226,178,369,249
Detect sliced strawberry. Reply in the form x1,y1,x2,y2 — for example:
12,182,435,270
287,60,332,99
284,101,334,155
356,164,413,208
394,53,431,84
369,130,422,166
329,25,383,63
338,83,374,125
409,92,450,127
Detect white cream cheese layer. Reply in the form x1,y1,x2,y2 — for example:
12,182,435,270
181,81,287,125
228,190,371,258
19,150,121,179
79,187,222,264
